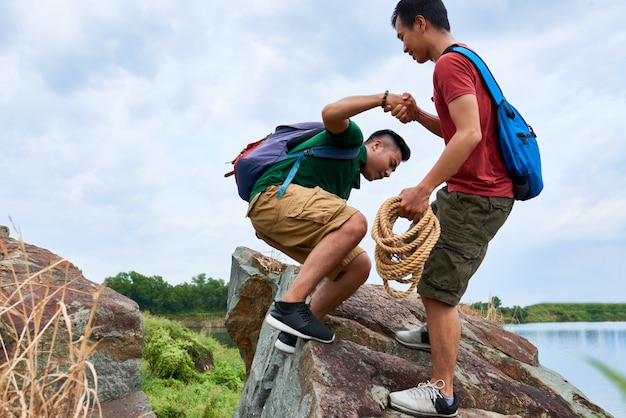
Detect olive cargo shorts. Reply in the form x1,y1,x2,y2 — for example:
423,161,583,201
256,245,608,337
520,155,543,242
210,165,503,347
247,184,365,280
417,187,514,306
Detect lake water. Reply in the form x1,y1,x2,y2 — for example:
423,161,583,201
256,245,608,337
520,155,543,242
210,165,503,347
508,322,626,418
209,329,236,348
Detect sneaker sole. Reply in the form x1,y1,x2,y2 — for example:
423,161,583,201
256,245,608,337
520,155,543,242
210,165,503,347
389,400,457,417
395,338,431,351
274,339,296,354
265,314,335,344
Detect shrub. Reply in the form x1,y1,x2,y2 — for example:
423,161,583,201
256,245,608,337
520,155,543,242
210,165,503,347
143,315,216,383
143,327,197,382
141,315,245,417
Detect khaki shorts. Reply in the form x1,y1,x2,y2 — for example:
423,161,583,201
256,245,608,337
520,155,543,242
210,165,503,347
417,187,514,306
247,184,365,280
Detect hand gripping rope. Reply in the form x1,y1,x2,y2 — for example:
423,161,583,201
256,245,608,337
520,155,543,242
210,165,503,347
371,196,441,298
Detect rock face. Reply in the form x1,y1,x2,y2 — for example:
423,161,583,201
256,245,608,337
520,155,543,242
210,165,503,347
0,230,154,417
226,246,611,418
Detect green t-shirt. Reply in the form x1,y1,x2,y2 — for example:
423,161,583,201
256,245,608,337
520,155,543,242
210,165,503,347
250,120,367,200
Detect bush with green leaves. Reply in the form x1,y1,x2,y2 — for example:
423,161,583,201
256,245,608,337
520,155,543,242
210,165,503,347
141,314,245,417
208,358,246,391
144,327,198,382
143,315,213,383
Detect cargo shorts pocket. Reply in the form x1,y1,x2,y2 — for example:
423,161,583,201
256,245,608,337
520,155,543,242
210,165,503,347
286,186,345,225
424,231,485,295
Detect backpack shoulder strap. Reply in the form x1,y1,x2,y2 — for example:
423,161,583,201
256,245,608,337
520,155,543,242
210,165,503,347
302,146,361,159
275,128,361,198
277,122,326,152
276,146,361,198
445,45,504,105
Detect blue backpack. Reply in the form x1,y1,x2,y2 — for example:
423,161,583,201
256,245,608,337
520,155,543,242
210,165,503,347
225,122,361,201
445,45,544,201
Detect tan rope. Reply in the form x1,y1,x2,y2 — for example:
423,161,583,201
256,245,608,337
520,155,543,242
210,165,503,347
371,196,441,298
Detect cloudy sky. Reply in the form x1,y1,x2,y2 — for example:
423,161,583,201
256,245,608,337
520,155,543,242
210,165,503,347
2,0,625,308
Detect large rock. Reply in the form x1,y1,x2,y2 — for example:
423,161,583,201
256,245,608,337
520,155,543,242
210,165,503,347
226,246,611,418
0,230,154,417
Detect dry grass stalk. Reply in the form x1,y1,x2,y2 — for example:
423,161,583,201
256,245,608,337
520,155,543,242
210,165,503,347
0,238,103,417
257,250,285,274
484,295,503,324
457,303,483,319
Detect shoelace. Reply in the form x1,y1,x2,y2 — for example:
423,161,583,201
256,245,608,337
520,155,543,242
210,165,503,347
408,380,445,400
295,303,314,325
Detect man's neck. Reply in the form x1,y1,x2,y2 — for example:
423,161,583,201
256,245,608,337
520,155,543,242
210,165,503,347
431,35,459,62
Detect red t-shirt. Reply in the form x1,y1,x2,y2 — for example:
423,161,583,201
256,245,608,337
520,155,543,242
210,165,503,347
433,45,513,198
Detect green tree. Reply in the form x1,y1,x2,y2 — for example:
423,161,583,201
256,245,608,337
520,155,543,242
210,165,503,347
105,272,133,296
105,271,229,315
105,271,173,314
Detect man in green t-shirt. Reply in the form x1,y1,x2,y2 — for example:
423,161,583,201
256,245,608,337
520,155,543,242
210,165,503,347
247,93,411,354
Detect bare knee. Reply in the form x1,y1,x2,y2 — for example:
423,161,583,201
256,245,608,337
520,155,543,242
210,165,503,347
346,252,371,285
357,253,371,284
343,212,367,241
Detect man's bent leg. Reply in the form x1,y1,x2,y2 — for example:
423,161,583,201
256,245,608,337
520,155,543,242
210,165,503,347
251,186,369,343
309,251,370,318
265,211,367,344
282,211,368,303
421,295,460,399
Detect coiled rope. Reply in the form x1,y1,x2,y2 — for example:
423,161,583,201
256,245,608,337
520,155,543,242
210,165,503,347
371,196,441,298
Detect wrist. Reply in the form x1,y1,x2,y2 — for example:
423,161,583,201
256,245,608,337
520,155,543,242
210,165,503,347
381,90,389,108
416,180,437,196
414,107,424,124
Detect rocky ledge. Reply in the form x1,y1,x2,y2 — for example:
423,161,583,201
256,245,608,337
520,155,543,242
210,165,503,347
0,229,155,417
226,246,610,418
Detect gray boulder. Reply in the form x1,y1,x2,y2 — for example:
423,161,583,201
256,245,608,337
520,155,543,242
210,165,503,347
226,246,610,418
0,229,155,417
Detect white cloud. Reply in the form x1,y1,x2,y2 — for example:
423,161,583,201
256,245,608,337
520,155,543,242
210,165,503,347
1,0,625,308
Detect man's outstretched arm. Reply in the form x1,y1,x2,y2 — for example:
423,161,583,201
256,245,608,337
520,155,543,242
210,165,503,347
387,92,443,137
322,93,404,134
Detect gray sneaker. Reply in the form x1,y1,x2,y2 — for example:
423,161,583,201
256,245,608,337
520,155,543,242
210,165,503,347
389,380,458,417
395,324,430,350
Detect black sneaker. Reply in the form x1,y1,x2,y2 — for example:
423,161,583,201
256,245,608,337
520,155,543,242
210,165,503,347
265,301,334,343
274,332,297,354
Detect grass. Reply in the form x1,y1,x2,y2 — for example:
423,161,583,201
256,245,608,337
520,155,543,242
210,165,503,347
140,314,245,418
587,357,626,401
0,236,103,417
0,230,245,417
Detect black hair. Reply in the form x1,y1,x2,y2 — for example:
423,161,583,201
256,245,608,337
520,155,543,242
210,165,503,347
365,129,411,161
391,0,450,32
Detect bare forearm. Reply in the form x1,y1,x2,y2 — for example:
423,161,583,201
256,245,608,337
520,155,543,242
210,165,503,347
420,130,481,192
418,93,481,189
322,94,386,134
389,93,443,137
414,108,443,137
399,130,480,221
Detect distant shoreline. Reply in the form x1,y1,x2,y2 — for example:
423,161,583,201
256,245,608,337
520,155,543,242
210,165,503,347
471,302,626,324
159,302,626,328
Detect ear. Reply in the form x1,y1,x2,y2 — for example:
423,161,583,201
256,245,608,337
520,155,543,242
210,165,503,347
372,138,384,151
414,15,426,30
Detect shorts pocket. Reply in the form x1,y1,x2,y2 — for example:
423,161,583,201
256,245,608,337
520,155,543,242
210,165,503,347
286,186,345,225
425,231,485,295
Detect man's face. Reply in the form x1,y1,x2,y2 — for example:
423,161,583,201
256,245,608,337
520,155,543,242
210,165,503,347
395,18,428,64
362,141,402,181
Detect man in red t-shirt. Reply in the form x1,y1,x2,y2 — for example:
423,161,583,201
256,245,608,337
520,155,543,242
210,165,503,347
384,1,515,416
